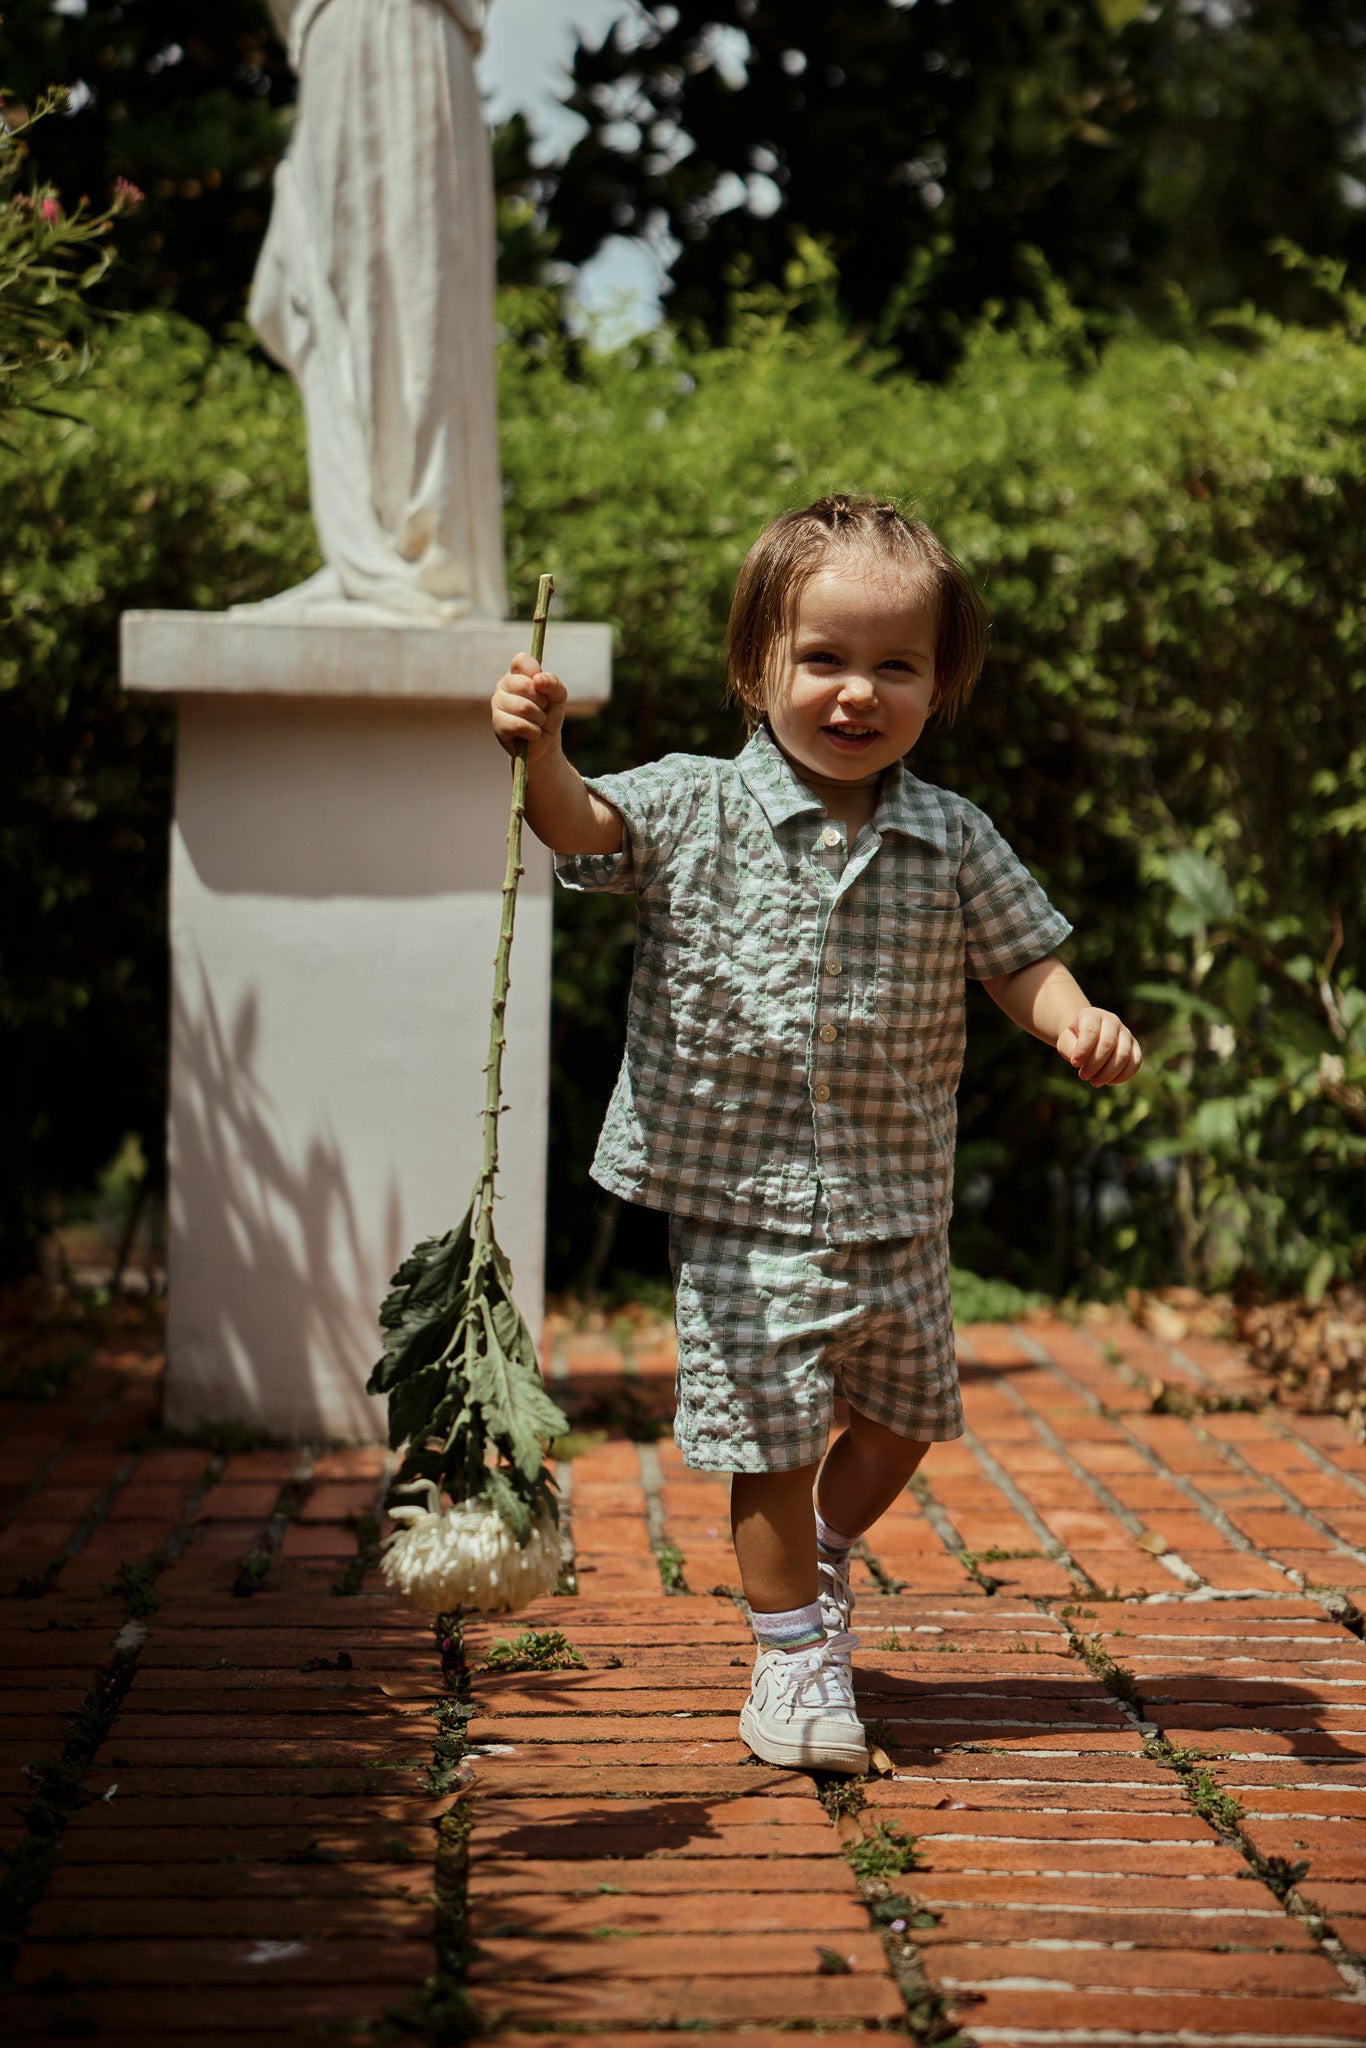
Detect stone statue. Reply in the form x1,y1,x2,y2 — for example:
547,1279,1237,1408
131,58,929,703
246,0,507,621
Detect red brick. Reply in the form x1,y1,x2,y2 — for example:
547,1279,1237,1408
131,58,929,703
13,1936,432,1987
944,1986,1366,2040
923,1940,1340,1996
479,1975,903,2025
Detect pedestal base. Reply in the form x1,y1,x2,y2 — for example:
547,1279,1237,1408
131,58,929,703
123,611,611,1441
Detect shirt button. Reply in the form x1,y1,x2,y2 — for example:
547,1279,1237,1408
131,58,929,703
824,957,842,976
821,826,841,848
813,1084,831,1103
819,1024,837,1043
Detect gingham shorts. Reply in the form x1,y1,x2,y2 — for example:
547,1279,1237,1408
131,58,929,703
668,1203,963,1473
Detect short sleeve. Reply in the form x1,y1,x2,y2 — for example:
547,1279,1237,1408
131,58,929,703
957,801,1072,979
553,754,703,898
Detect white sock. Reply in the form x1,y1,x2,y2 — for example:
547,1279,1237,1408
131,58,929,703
815,1508,855,1558
751,1599,825,1652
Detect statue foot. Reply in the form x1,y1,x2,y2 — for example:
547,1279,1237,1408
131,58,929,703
230,567,346,617
231,565,479,626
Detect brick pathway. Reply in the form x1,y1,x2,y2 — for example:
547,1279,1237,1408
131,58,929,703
4,1303,1366,2043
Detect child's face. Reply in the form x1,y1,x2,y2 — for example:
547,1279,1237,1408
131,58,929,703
766,555,939,782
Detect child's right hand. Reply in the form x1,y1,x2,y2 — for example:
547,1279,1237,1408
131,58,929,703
491,653,568,765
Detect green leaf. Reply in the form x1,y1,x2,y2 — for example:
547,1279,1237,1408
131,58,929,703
1185,1097,1242,1150
367,1212,474,1396
1223,954,1260,1029
1163,851,1236,926
1303,1248,1336,1303
467,1293,570,1479
1094,0,1148,28
1131,981,1228,1025
482,1465,535,1545
387,1363,454,1454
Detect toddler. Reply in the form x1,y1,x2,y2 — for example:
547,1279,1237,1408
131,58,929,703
491,496,1141,1773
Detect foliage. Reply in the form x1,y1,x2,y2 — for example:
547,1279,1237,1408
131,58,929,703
3,276,1366,1298
0,1,295,334
368,1218,568,1537
1117,847,1366,1291
0,79,137,422
547,0,1366,369
846,1821,924,1883
949,1268,1046,1327
477,1627,585,1674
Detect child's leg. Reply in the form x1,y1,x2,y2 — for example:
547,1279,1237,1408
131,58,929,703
730,1461,821,1615
815,1409,931,1545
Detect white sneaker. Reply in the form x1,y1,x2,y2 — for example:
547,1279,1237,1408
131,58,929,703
739,1632,868,1774
818,1550,856,1639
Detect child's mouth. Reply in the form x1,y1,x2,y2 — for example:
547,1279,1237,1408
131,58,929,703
822,724,880,751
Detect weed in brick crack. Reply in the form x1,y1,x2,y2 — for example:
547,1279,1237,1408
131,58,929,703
957,1546,1037,1573
231,1550,272,1599
103,1555,162,1620
818,1775,867,1821
880,1630,904,1652
426,1699,475,1797
1142,1734,1225,1768
477,1628,585,1674
869,1892,919,1928
274,1478,313,1522
335,1511,381,1597
1258,1852,1311,1898
815,1947,854,1975
1187,1768,1245,1834
846,1821,924,1883
1071,1631,1141,1705
656,1542,688,1592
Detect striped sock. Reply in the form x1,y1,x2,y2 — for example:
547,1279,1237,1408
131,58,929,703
751,1599,825,1652
814,1508,855,1559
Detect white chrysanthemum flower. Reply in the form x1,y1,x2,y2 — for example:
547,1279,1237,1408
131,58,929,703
1207,1022,1237,1062
380,1482,560,1614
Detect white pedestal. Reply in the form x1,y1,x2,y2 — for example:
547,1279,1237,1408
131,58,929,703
122,611,611,1441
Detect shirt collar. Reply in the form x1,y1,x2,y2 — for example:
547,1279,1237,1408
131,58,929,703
735,724,826,827
737,723,948,847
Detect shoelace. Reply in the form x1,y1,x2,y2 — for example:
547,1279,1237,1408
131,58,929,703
819,1554,854,1617
769,1631,861,1715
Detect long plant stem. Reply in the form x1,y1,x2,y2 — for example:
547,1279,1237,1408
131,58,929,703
474,572,554,1255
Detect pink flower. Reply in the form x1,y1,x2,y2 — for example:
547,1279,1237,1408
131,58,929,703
112,175,144,211
40,195,61,224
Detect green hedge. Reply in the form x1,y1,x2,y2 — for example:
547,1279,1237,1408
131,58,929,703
3,296,1363,1289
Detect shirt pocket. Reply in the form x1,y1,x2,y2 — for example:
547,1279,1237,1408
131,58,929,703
874,891,965,1030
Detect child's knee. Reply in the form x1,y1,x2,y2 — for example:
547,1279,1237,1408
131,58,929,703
845,1409,930,1474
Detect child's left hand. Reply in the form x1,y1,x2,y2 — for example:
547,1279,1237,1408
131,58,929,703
1057,1008,1142,1087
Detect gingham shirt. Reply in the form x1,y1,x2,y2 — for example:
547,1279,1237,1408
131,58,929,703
555,725,1071,1243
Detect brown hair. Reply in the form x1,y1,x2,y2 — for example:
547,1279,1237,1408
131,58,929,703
724,494,989,733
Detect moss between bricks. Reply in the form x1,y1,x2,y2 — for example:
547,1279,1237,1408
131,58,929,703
656,1541,688,1593
835,1812,974,2046
477,1627,585,1675
400,1611,483,2043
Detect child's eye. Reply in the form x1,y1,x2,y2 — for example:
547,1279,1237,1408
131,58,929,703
803,650,839,666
